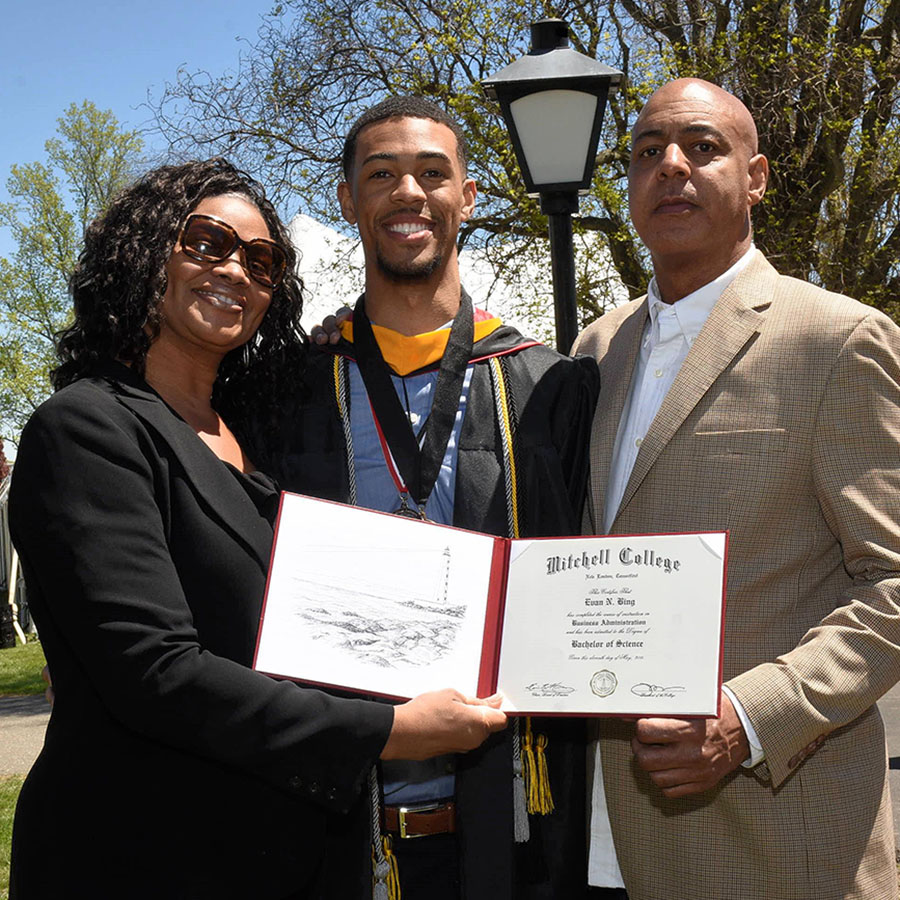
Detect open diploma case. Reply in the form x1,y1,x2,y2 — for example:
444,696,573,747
253,493,728,716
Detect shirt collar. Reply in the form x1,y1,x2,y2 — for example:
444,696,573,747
646,246,756,342
339,307,504,376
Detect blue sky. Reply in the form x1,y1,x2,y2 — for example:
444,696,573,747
0,0,280,259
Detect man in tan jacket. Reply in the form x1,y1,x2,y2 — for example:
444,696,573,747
573,78,900,899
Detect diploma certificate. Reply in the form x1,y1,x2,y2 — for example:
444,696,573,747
253,493,727,716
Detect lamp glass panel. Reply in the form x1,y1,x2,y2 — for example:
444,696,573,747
510,89,598,186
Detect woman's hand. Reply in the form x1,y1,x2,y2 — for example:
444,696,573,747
380,689,506,760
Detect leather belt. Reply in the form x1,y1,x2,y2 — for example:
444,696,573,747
382,801,456,839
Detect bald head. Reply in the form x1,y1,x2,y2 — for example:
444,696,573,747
635,79,759,158
627,78,769,301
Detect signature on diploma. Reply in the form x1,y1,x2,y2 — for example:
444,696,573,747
525,682,576,697
631,683,686,698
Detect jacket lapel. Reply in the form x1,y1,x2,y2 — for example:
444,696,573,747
588,299,648,530
99,363,274,569
614,252,776,523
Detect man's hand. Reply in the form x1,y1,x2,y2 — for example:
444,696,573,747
310,306,353,345
380,689,507,761
41,664,54,706
631,691,749,798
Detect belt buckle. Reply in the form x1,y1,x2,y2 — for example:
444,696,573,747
398,802,441,839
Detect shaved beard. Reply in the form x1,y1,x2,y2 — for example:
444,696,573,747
375,247,444,282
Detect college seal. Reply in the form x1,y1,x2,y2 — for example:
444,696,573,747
590,669,617,698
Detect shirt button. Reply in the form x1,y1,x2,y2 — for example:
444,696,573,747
655,369,663,378
635,438,643,448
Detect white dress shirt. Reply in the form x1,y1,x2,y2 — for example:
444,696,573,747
589,248,763,887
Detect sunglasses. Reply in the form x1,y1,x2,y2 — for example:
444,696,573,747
178,214,288,288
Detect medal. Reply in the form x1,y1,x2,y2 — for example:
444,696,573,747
393,495,429,520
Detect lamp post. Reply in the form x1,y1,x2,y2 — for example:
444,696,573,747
483,19,624,353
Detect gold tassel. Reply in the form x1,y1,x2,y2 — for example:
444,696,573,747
384,836,401,900
534,731,555,814
522,716,537,814
522,717,554,815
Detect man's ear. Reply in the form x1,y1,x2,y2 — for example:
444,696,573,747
337,182,357,225
748,154,768,207
460,178,477,223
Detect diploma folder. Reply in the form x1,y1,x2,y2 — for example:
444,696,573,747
253,493,728,717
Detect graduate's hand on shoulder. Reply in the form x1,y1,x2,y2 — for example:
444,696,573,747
310,306,352,345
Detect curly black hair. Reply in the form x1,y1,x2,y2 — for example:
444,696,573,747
53,157,306,457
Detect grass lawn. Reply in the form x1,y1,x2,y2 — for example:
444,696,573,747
0,775,23,900
0,642,45,697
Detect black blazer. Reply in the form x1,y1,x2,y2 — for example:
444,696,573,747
8,362,392,899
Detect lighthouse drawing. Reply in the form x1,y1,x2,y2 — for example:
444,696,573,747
289,541,464,669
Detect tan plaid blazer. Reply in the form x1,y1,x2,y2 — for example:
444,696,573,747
572,251,900,900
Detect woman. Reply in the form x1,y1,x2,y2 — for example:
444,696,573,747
8,159,503,899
